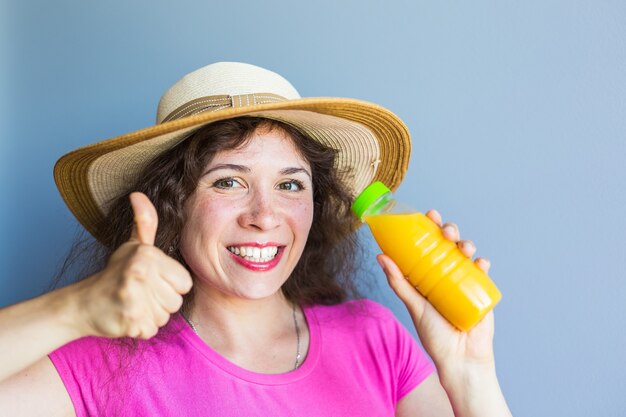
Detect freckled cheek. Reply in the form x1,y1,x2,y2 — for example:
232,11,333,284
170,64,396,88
199,196,243,220
181,200,239,270
287,201,314,234
182,199,235,244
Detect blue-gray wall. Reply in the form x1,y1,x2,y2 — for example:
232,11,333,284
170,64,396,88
2,1,625,415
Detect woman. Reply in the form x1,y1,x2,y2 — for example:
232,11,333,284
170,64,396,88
0,62,512,416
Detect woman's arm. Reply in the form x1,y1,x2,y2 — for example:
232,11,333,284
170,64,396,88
0,352,76,416
0,284,85,383
396,373,455,417
380,209,513,417
437,353,511,417
0,283,87,416
0,193,191,384
394,318,511,417
0,193,192,415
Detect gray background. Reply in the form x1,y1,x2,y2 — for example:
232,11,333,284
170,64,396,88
2,1,625,415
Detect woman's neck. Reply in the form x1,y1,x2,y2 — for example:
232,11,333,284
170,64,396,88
184,282,308,373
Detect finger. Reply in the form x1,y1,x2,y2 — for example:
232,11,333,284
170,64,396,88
475,257,491,274
137,320,159,340
149,274,186,313
425,209,442,226
122,301,147,338
457,240,476,258
152,305,172,327
128,302,160,340
158,257,194,295
126,323,141,339
123,283,171,337
442,222,460,242
377,254,427,323
129,192,158,246
146,291,174,327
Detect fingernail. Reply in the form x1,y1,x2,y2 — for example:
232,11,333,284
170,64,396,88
460,241,474,250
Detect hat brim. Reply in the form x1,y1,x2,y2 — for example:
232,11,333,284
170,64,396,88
54,97,411,241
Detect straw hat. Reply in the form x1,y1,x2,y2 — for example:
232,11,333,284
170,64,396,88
54,62,411,240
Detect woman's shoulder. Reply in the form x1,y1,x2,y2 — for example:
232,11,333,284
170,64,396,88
307,299,433,383
50,335,118,360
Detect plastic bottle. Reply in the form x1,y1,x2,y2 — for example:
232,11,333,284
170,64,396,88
352,182,501,331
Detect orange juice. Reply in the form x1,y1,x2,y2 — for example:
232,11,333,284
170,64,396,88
353,182,501,331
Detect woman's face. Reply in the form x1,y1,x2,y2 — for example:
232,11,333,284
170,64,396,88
179,126,314,301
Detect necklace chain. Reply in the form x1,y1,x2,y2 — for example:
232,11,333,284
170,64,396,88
183,304,302,371
293,303,302,369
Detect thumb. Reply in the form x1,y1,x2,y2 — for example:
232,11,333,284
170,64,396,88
129,192,158,246
377,254,428,323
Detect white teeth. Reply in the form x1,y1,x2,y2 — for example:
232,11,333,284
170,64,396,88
227,246,279,263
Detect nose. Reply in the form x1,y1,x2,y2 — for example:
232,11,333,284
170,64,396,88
238,189,280,231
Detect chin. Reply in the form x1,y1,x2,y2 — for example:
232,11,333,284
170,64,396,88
232,281,288,301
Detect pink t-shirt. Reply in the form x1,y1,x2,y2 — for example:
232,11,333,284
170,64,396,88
49,299,434,416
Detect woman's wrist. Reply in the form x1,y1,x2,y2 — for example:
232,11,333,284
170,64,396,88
437,360,512,417
437,356,496,382
49,278,96,340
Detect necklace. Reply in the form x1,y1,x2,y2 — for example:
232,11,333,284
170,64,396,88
293,303,302,369
183,303,302,370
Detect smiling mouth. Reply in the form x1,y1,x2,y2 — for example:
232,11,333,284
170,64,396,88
226,245,281,263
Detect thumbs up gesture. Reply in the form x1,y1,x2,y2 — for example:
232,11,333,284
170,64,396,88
73,192,193,339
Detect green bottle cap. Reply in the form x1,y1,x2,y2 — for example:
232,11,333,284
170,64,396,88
351,181,392,219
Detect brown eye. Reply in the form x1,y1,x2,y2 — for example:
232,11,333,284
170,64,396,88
278,180,304,191
213,178,241,189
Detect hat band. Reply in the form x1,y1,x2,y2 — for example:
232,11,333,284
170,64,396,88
161,93,288,123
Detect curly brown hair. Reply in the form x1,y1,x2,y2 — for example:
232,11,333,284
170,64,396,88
80,117,365,310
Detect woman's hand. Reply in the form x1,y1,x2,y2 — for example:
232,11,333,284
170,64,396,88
377,209,495,373
72,192,193,339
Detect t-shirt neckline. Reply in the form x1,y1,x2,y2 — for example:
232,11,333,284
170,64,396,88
174,305,321,385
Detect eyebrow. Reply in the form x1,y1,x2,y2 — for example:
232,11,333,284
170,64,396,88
204,164,250,176
203,164,312,179
280,167,312,179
